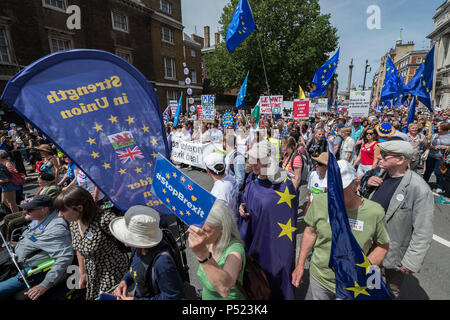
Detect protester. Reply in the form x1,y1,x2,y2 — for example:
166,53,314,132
188,200,246,300
339,127,355,162
0,150,20,213
365,140,434,299
306,128,328,158
281,136,303,190
111,205,184,300
0,195,73,300
223,133,246,191
306,152,328,212
55,186,129,300
57,156,78,188
407,123,427,171
36,144,60,183
353,126,380,177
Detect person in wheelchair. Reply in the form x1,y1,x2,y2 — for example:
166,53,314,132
0,195,73,300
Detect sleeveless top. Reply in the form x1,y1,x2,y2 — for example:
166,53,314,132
360,141,379,165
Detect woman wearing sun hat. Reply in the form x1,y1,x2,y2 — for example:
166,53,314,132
36,144,60,183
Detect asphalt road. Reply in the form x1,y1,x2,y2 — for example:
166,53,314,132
22,165,450,300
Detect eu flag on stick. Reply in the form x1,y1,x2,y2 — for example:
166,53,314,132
236,72,249,108
309,48,340,98
327,152,391,300
406,96,417,131
381,56,402,102
173,93,182,127
226,0,256,53
404,45,435,113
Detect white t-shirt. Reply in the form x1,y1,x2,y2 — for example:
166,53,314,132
340,136,355,162
236,135,249,155
210,175,239,216
210,129,223,143
307,171,327,201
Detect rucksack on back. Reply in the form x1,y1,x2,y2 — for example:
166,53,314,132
289,148,311,184
236,252,270,300
161,228,190,283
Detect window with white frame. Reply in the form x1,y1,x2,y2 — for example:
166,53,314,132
191,48,196,57
112,11,128,33
166,90,177,104
0,26,11,63
43,0,66,11
161,26,174,44
51,38,71,52
191,70,197,84
159,0,172,15
116,50,132,63
164,57,176,79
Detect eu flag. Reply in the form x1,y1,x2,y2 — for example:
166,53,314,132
239,172,298,299
380,56,402,102
226,0,256,53
1,49,170,213
309,48,340,98
404,45,435,113
236,72,249,108
327,152,391,299
173,93,182,127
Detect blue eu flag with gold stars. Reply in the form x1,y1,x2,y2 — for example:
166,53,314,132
327,152,391,300
226,0,256,53
381,56,402,103
239,172,298,299
1,49,170,213
309,48,340,98
236,72,249,108
405,45,435,113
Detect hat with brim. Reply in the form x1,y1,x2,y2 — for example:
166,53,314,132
312,152,329,166
338,160,358,189
376,122,394,137
109,205,163,248
36,144,53,153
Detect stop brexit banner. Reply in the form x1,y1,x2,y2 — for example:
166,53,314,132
293,99,309,119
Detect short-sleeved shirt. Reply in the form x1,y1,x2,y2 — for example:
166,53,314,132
282,153,302,180
304,193,390,293
197,240,247,300
307,171,327,201
340,137,355,161
429,133,450,159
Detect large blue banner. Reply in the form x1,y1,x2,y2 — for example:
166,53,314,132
1,49,170,212
152,154,216,227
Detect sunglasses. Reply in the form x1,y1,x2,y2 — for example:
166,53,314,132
366,132,374,135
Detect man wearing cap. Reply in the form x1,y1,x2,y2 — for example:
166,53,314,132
292,160,389,300
0,195,73,300
110,205,184,300
366,140,434,299
204,152,239,219
350,118,364,142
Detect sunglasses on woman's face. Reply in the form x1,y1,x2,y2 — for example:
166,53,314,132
366,132,374,136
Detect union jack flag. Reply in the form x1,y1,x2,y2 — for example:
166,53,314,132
163,106,170,124
116,146,145,164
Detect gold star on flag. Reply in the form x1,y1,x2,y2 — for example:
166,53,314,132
108,115,118,124
148,178,152,184
274,186,296,208
277,218,297,241
173,172,177,178
90,151,100,159
135,167,142,173
118,168,127,175
86,137,96,145
93,123,103,132
166,173,170,179
147,162,153,167
356,254,372,275
323,69,327,73
322,75,325,79
151,138,158,146
386,67,390,72
186,211,191,216
179,210,184,216
328,64,332,68
166,198,170,203
125,116,135,125
102,162,111,169
181,176,186,183
172,206,176,211
141,125,149,133
152,153,158,159
162,189,166,194
346,282,370,299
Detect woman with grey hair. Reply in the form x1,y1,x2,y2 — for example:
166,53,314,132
188,200,246,300
0,150,20,213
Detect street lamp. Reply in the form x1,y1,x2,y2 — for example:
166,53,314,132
362,59,372,91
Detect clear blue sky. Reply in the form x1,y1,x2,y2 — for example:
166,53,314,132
182,0,443,92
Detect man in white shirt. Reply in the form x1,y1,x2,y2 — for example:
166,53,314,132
204,152,239,222
306,152,328,210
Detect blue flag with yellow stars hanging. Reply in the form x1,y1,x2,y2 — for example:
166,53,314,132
406,96,417,131
327,152,391,300
235,71,249,108
309,48,340,98
380,56,402,103
174,93,182,127
1,49,170,213
238,172,299,300
226,0,256,53
404,45,435,113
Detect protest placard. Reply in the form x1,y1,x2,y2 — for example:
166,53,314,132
348,90,371,117
197,105,203,120
201,95,215,120
260,95,283,114
152,154,216,227
282,101,294,118
171,137,209,168
169,100,178,116
293,99,309,119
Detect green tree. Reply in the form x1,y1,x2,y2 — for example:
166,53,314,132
204,0,339,106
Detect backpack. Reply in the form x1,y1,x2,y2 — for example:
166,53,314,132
289,149,311,185
236,252,271,300
160,228,190,283
7,166,25,186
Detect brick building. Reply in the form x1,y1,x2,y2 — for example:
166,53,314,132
0,0,200,120
394,49,428,84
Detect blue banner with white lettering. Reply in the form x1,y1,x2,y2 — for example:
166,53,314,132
1,49,170,212
152,154,216,227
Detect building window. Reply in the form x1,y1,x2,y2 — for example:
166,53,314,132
51,38,71,52
0,26,11,63
161,26,174,44
116,50,132,63
164,57,176,79
416,57,422,64
43,0,66,11
112,11,128,33
191,48,196,57
166,90,177,105
159,0,172,15
191,70,197,84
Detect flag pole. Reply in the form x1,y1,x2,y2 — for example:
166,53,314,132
255,28,270,96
